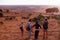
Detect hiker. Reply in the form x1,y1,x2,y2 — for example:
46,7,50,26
26,19,32,38
43,18,48,39
19,22,24,36
32,20,41,40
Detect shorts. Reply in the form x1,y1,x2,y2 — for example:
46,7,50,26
43,26,48,29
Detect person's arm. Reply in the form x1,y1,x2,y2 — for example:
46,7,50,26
30,24,35,32
31,24,35,28
39,25,42,29
46,21,48,26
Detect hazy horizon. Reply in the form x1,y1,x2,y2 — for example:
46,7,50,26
0,5,60,9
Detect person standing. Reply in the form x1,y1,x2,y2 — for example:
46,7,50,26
19,22,24,36
26,19,32,38
43,18,48,40
32,20,41,40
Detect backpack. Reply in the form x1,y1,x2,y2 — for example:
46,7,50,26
26,22,31,31
26,26,30,31
43,21,48,29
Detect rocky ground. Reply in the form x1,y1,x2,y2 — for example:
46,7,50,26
0,17,60,40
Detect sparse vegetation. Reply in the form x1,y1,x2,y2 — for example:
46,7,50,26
21,14,32,19
45,16,50,19
6,9,9,13
5,16,16,20
15,12,19,14
0,9,3,12
0,13,3,17
28,13,32,17
31,13,45,24
0,9,3,17
31,17,38,22
22,16,29,19
0,21,4,25
0,6,59,40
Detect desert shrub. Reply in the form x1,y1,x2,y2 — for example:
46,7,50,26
31,17,38,22
22,16,29,19
21,13,32,19
9,17,13,20
5,16,16,20
28,13,32,16
0,9,3,17
0,9,3,12
37,14,45,20
5,17,11,20
0,13,3,17
15,12,19,14
25,16,29,19
6,9,9,13
31,14,45,24
0,21,4,25
45,16,50,19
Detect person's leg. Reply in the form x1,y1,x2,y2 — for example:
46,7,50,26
36,31,39,39
20,28,23,36
43,29,48,40
28,30,31,37
46,29,48,39
44,29,46,35
29,30,31,35
34,31,39,40
46,27,48,36
34,31,37,40
22,28,23,36
43,29,45,39
46,29,48,35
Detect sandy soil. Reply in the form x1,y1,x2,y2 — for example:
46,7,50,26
0,16,60,40
0,6,60,40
